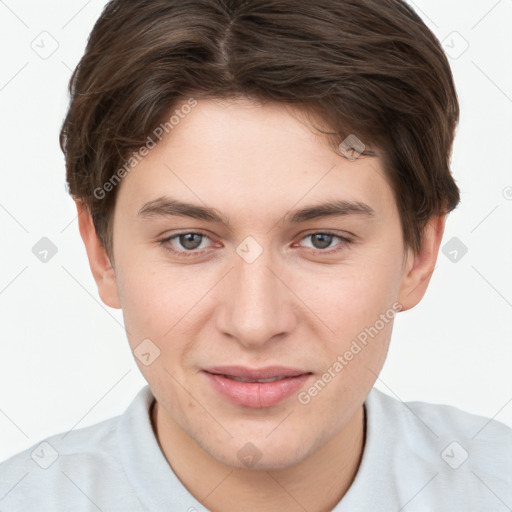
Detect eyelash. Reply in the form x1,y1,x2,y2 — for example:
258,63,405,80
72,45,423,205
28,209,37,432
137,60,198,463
157,231,354,258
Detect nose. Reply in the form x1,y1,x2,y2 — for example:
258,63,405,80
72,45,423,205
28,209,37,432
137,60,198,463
216,246,297,349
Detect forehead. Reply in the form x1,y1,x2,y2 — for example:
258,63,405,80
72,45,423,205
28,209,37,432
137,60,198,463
115,98,396,225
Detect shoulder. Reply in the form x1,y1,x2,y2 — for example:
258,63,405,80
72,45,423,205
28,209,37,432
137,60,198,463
369,387,512,443
0,387,153,511
364,388,512,508
0,416,121,507
0,412,120,468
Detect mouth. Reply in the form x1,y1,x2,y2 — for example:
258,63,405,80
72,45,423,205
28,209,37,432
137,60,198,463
202,366,313,408
218,375,291,383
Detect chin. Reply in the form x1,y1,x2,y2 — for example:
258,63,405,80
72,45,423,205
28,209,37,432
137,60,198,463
197,430,318,471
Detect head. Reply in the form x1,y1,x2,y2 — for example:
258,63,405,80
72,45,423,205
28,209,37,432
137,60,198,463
62,0,460,469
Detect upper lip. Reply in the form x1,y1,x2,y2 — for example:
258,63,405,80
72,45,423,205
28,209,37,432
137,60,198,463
204,366,311,380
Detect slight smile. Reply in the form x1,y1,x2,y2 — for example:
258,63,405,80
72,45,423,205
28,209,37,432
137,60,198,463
202,366,314,408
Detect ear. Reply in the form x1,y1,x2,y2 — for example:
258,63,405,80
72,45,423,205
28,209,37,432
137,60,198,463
75,200,121,309
397,215,446,312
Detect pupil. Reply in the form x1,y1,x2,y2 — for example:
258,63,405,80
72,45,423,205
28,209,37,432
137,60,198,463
313,234,332,249
181,233,201,250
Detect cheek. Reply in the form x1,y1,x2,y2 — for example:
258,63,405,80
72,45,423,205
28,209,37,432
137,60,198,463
115,259,175,342
305,283,396,384
295,267,399,417
292,240,403,385
299,256,402,338
115,256,211,368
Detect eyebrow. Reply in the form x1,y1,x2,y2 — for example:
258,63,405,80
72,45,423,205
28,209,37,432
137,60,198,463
137,196,375,226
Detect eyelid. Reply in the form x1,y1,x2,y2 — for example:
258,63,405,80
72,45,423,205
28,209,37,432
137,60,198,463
298,228,356,241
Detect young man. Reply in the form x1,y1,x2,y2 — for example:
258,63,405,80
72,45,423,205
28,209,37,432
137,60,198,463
1,0,510,510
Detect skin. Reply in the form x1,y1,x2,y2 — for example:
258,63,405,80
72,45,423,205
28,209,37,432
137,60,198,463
77,97,445,512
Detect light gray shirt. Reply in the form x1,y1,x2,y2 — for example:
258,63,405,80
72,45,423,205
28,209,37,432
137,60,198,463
1,385,511,511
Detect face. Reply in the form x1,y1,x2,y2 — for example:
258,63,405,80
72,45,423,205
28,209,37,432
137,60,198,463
86,97,437,470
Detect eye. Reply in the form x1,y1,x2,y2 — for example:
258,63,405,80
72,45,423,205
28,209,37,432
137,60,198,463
297,232,353,254
158,232,213,257
158,230,354,259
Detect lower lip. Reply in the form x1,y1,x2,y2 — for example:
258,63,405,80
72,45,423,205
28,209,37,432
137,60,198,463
203,372,312,408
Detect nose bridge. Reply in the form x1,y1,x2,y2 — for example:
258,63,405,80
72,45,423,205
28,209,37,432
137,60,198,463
221,240,295,347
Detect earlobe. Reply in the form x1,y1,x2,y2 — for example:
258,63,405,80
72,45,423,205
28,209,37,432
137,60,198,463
397,215,447,311
75,200,121,309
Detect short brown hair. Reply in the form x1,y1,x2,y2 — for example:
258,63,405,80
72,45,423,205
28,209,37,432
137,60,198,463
60,0,460,261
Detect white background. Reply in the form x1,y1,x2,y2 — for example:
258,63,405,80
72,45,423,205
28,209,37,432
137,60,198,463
0,0,511,463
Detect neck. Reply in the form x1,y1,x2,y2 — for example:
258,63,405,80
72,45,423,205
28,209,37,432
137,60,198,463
151,402,366,512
